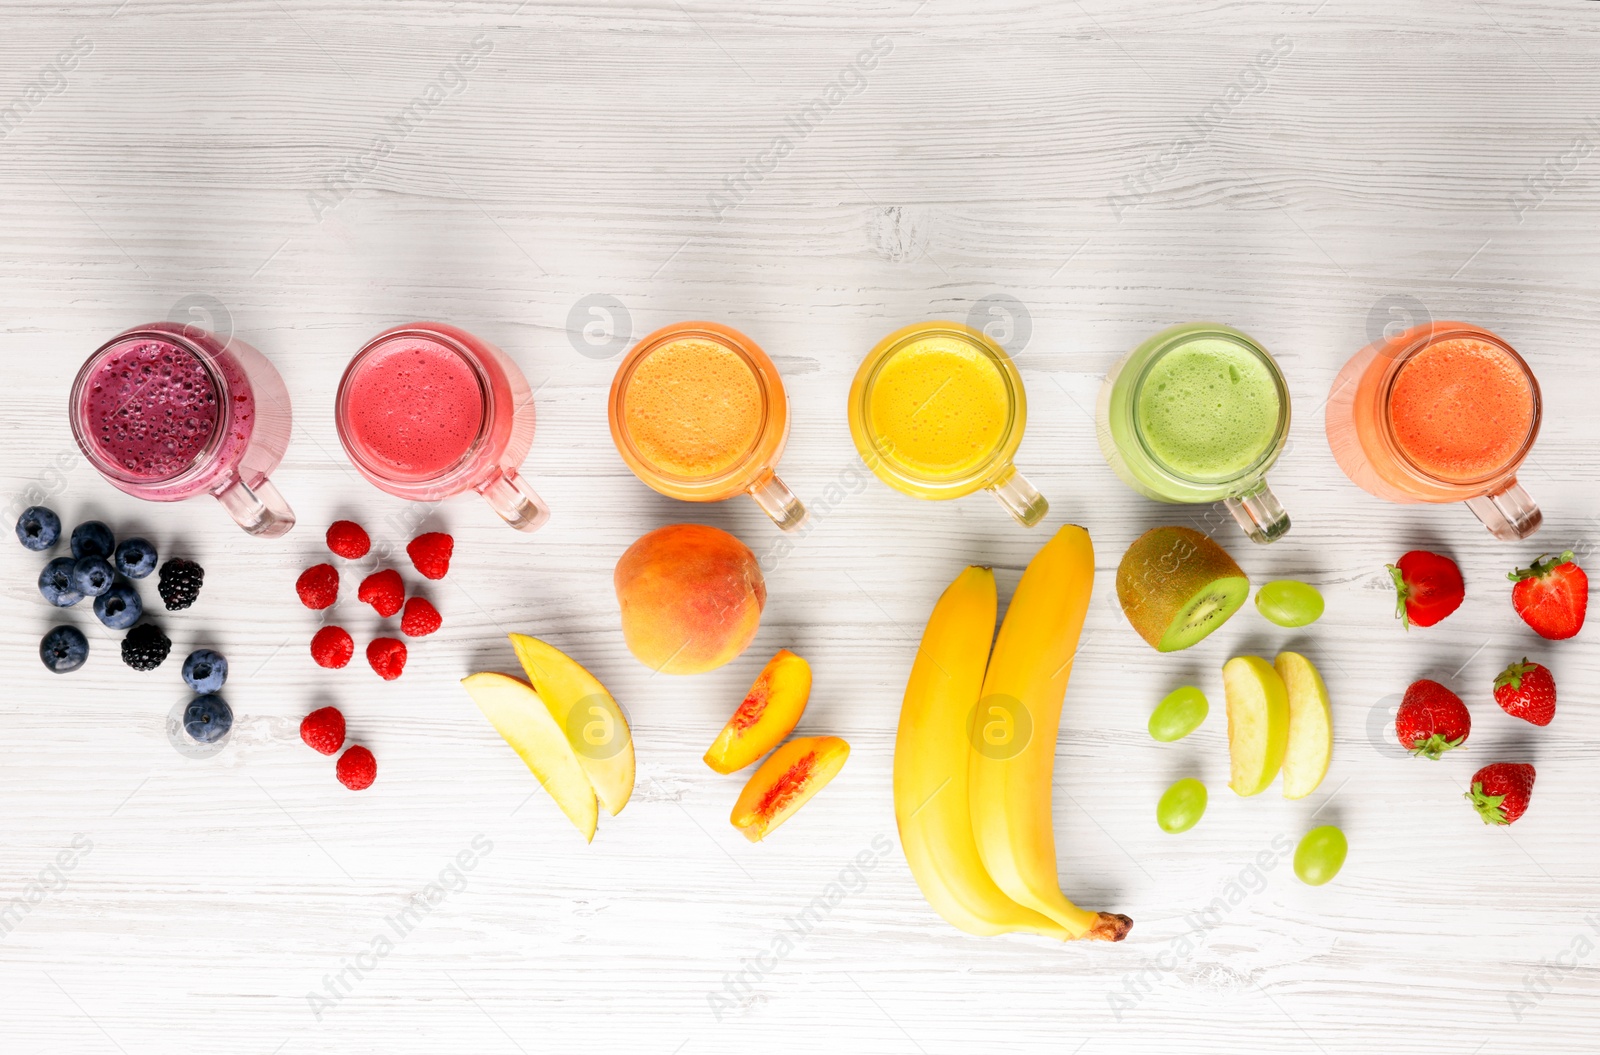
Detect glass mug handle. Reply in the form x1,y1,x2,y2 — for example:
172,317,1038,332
748,470,809,532
986,464,1049,528
477,467,551,533
1465,477,1542,540
214,475,296,539
1223,478,1291,544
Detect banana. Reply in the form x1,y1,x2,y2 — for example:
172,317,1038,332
968,526,1132,942
894,566,1074,939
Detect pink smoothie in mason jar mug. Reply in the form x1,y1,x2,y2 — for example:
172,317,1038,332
335,322,549,531
69,323,296,537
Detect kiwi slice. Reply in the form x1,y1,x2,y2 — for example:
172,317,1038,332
1116,526,1250,652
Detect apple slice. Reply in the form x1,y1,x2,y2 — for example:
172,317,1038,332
704,649,812,774
462,671,598,841
509,633,635,816
1275,651,1332,800
1222,656,1289,797
730,736,849,842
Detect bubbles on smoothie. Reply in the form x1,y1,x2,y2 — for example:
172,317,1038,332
85,340,220,480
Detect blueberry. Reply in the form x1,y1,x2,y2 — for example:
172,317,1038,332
183,695,233,744
181,649,228,694
70,521,115,560
40,625,88,673
16,506,61,551
114,537,158,579
94,582,143,630
38,557,84,607
70,556,115,597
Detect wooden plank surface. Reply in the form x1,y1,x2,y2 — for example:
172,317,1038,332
1,1,1598,1052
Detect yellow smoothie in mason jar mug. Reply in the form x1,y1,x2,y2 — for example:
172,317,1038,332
867,333,1011,477
848,321,1047,526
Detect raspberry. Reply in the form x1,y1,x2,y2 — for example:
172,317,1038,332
300,706,346,755
296,564,340,610
357,569,405,617
400,596,441,637
158,558,204,610
310,625,354,668
407,532,454,580
336,745,377,790
326,520,371,560
367,637,407,680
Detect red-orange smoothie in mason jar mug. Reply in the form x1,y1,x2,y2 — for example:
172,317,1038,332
1325,321,1542,540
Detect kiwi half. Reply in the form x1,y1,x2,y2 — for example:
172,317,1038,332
1116,526,1249,652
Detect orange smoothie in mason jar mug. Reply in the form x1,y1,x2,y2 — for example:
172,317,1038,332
609,322,806,530
1325,322,1542,539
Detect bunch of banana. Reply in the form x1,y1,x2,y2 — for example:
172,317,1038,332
893,526,1131,942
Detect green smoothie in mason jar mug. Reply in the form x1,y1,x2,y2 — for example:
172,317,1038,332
1096,323,1292,543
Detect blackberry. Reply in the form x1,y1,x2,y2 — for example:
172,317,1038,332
121,623,172,671
158,558,204,610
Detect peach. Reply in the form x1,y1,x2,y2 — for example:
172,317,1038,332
704,649,812,774
730,735,849,842
614,524,766,675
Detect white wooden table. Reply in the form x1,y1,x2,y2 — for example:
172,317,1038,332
2,2,1598,1052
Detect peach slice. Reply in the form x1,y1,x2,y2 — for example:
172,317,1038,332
704,649,812,774
461,672,598,842
509,633,635,816
730,735,849,842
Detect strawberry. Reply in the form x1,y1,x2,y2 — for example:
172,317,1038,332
400,596,441,637
336,745,377,790
310,625,355,669
357,569,405,618
1509,550,1588,640
299,706,346,755
407,532,454,580
1465,762,1535,825
1395,678,1471,759
326,520,371,560
1387,550,1464,629
1492,658,1556,726
367,636,407,680
295,563,339,610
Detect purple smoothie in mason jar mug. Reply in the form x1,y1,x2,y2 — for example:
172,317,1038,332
69,322,296,537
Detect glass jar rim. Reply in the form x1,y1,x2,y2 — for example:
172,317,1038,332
335,326,492,487
1126,324,1290,489
69,329,229,488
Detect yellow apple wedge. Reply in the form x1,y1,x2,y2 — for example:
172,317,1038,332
461,671,599,841
1223,656,1290,797
1275,651,1332,800
508,633,635,816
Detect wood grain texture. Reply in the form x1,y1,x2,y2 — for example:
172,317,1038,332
2,1,1599,1052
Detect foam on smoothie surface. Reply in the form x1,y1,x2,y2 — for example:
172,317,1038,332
624,337,762,478
84,339,220,480
1137,338,1281,481
346,338,484,479
868,336,1009,477
1389,337,1533,482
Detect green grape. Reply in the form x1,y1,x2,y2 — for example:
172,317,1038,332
1148,685,1208,742
1156,778,1207,833
1255,580,1325,628
1293,825,1348,885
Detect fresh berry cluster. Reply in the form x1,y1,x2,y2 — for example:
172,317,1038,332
295,522,450,680
20,506,233,747
1387,548,1587,826
298,705,377,791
